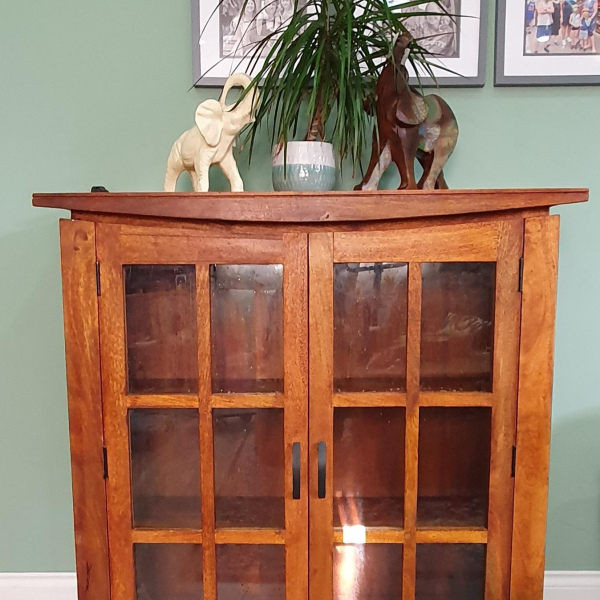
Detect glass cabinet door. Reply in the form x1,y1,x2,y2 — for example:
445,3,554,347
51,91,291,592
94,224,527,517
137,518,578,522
97,225,308,600
309,222,523,600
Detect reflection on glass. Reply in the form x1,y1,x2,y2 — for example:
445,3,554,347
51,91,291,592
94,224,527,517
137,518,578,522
417,408,491,529
416,544,486,600
334,263,408,392
135,544,203,600
130,409,202,529
124,265,198,394
334,544,403,600
217,545,285,600
211,265,284,394
213,409,284,528
420,263,495,392
333,408,405,528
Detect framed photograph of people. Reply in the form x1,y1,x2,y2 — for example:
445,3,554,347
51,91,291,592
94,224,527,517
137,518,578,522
389,0,488,87
496,0,600,85
192,0,307,86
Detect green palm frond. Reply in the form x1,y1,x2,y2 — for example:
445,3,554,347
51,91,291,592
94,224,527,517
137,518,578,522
208,0,454,167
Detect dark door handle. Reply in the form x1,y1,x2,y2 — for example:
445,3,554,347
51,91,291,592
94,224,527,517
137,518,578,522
292,442,301,500
318,441,326,499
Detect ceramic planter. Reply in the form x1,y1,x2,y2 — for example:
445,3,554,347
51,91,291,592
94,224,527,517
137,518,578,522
272,141,336,192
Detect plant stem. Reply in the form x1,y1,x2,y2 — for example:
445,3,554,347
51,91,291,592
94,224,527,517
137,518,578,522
306,98,325,141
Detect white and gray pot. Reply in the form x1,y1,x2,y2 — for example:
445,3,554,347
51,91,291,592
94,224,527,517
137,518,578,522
272,141,337,192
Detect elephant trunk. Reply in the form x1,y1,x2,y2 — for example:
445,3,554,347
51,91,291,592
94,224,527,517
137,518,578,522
220,73,253,109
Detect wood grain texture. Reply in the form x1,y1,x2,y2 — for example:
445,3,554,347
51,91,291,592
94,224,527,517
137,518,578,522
127,395,198,409
333,529,405,544
333,392,407,407
335,222,501,263
308,233,334,600
415,529,488,544
33,188,588,223
211,394,284,408
59,219,110,600
214,529,286,545
419,392,493,407
403,263,422,600
283,233,310,600
510,216,560,600
197,264,217,600
69,206,552,235
485,220,524,600
96,224,136,600
131,529,203,544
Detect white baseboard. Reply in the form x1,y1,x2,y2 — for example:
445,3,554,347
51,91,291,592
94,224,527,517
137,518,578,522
0,571,598,599
0,574,76,600
544,571,600,600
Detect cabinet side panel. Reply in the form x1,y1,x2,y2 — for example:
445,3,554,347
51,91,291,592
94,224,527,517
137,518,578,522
59,219,110,600
511,216,560,600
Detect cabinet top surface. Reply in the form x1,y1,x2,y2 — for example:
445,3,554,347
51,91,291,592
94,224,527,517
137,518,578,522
33,188,588,224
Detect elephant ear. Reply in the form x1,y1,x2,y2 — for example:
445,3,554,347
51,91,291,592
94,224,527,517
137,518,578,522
195,99,224,147
396,90,428,126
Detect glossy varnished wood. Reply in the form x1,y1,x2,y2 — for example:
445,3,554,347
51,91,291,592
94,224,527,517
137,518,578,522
96,224,136,600
44,191,583,600
59,220,110,600
403,263,422,600
282,233,310,600
510,216,561,600
485,220,523,600
33,188,587,223
308,233,334,600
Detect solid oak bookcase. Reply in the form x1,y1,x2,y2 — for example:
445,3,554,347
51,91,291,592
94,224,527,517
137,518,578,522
34,189,587,600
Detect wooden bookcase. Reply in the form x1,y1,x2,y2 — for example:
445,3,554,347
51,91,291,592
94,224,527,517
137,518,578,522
34,189,587,600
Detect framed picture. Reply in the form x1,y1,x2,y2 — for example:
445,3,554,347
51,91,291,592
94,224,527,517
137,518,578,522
192,0,487,87
192,0,307,87
496,0,600,85
389,0,488,87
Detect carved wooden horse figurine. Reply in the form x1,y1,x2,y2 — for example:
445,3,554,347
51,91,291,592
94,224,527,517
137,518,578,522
355,32,459,191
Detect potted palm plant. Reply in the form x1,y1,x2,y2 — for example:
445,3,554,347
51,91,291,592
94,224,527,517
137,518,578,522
210,0,451,191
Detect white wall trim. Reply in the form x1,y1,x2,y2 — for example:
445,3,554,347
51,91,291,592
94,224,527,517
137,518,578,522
0,571,599,599
544,571,600,599
0,574,77,600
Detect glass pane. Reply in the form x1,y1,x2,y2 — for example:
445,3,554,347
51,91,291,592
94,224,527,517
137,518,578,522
334,263,408,392
213,409,284,528
420,263,495,392
135,544,203,600
334,408,405,528
211,265,284,394
125,265,198,394
217,545,285,600
416,544,486,600
334,544,403,600
417,408,491,529
130,409,202,529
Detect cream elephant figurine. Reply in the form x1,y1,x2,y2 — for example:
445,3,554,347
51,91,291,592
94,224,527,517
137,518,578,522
164,73,259,192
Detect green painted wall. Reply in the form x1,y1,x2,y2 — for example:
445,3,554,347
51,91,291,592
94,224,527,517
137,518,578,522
0,0,598,572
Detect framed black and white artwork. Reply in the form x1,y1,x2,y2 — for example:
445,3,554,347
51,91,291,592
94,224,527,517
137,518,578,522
192,0,487,87
389,0,488,87
496,0,600,85
192,0,306,86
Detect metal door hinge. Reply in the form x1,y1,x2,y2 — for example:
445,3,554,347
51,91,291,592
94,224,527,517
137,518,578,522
102,447,108,479
511,446,517,478
95,262,101,296
518,257,524,293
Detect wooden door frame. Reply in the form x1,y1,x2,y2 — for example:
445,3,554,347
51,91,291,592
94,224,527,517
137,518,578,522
96,223,309,600
510,215,561,600
308,220,524,600
59,219,111,600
